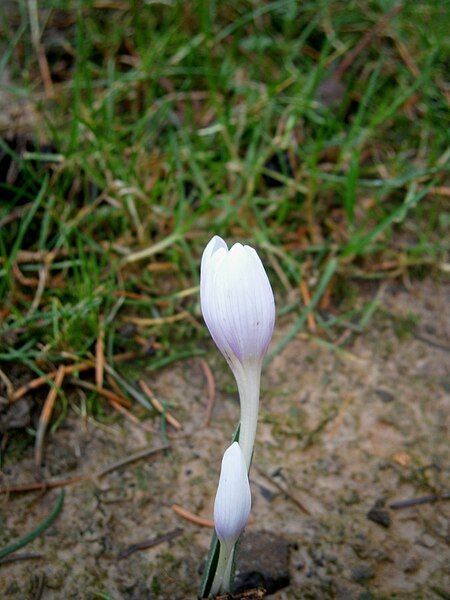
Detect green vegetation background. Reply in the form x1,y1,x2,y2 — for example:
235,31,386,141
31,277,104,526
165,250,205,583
0,1,449,435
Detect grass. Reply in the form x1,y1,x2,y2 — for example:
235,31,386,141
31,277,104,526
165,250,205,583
0,1,449,445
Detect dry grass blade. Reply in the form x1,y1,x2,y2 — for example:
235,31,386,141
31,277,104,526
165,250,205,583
108,398,155,433
117,527,183,559
34,366,66,476
95,317,105,388
254,466,311,515
0,368,14,399
26,254,54,318
0,474,86,495
123,312,189,326
120,231,182,265
11,362,93,403
27,0,54,98
328,394,353,438
96,444,169,477
389,492,450,510
300,279,317,332
0,445,169,495
71,379,132,408
199,359,216,427
10,351,139,403
171,504,214,528
12,262,39,286
335,4,403,80
139,380,182,430
0,552,43,565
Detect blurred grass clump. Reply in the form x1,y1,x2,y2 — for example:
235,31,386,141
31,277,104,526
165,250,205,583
0,0,449,437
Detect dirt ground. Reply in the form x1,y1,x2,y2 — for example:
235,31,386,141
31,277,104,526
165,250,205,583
1,278,449,599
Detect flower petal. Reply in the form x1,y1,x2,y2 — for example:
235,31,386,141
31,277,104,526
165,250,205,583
203,241,275,363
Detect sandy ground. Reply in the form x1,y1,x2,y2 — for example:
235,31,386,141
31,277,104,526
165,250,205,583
0,279,449,599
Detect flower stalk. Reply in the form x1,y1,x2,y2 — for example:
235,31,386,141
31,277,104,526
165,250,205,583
199,236,275,597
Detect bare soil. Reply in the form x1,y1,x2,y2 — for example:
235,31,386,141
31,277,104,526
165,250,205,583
1,279,449,599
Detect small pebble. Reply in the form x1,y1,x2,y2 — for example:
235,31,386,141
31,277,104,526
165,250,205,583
419,533,436,549
351,563,375,583
367,507,391,528
403,555,421,574
375,388,394,403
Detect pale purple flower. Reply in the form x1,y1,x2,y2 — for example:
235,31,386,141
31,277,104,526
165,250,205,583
200,236,275,469
200,236,275,367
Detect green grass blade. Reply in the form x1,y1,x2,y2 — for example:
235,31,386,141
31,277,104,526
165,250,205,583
0,490,65,561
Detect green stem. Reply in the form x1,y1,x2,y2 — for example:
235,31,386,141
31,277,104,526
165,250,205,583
210,540,234,596
233,361,261,471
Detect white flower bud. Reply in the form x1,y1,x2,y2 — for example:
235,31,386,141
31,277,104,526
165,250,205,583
213,442,251,549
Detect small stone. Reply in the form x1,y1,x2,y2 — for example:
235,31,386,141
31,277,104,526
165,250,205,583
87,540,103,557
0,398,31,432
419,533,436,549
233,531,290,594
45,567,65,590
375,389,394,403
367,501,391,528
440,376,450,393
257,483,276,502
351,563,374,583
403,555,421,573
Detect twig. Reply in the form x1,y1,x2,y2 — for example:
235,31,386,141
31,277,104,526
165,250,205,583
118,527,183,559
0,474,85,494
199,359,216,427
171,504,214,528
139,380,182,430
413,332,450,353
0,490,64,560
254,467,311,515
0,446,168,495
389,492,450,510
34,366,66,476
96,444,169,478
0,552,43,566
